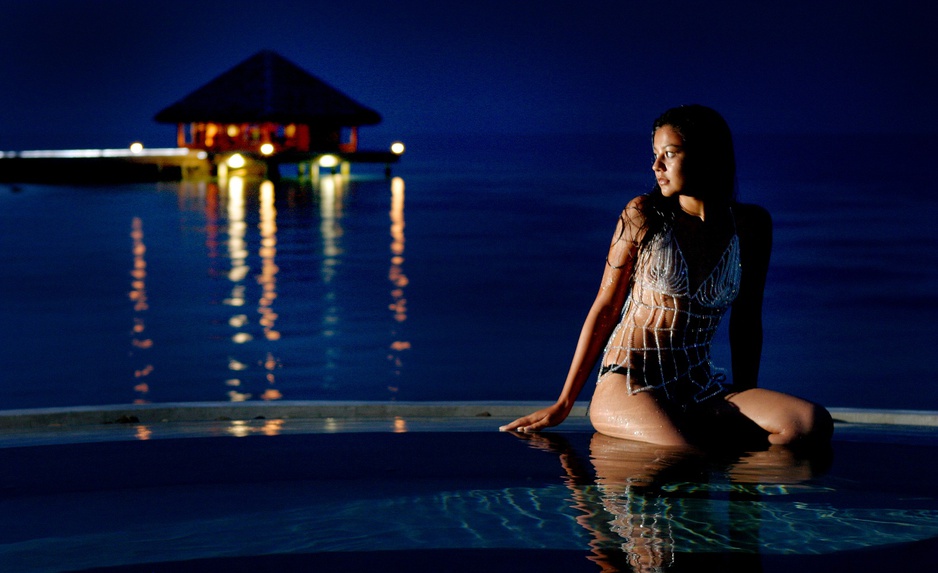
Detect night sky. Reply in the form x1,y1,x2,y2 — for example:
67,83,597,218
0,0,935,150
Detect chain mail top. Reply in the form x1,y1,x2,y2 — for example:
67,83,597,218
598,217,742,406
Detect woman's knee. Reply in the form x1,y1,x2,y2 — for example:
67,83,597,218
769,402,833,446
729,390,833,446
806,403,834,441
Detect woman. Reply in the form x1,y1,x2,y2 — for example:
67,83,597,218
500,105,832,448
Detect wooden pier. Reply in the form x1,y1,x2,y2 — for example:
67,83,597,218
0,147,400,184
0,148,205,184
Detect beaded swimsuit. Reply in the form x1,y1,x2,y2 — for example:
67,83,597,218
598,217,741,407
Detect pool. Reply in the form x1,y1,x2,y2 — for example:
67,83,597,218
1,404,937,572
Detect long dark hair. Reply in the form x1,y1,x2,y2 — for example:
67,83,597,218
638,104,738,245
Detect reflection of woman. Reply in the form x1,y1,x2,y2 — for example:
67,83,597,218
501,105,832,447
515,431,830,572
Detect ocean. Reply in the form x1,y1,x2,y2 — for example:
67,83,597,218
1,132,935,411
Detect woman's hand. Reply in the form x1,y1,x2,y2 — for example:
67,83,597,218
498,203,640,436
499,402,572,433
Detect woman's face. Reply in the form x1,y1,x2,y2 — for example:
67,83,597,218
652,125,686,197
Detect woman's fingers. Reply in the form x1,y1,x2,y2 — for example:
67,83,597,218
499,413,541,432
525,414,560,432
498,419,530,432
499,410,558,433
499,403,571,433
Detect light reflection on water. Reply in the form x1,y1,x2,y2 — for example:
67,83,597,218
129,216,153,403
2,133,936,410
106,173,412,406
218,177,282,400
387,176,409,394
232,173,404,404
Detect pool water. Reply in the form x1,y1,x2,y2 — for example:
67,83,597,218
2,419,937,572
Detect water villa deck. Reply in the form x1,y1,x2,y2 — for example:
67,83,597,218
0,146,400,184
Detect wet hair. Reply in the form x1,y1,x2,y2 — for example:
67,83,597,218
638,104,739,245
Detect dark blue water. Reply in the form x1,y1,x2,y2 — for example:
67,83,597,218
1,133,935,411
2,423,938,572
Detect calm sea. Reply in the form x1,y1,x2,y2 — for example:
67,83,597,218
1,133,935,411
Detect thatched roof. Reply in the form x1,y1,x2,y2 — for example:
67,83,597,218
154,50,381,126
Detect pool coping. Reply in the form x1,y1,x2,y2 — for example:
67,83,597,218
0,402,935,449
0,401,935,429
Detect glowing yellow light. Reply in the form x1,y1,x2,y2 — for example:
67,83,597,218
129,142,144,153
227,124,240,137
227,153,246,168
393,416,408,433
318,154,339,168
390,141,405,155
262,419,284,436
261,388,283,401
227,419,251,434
260,143,275,156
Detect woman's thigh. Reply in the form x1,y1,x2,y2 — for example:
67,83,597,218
726,388,832,445
589,376,690,446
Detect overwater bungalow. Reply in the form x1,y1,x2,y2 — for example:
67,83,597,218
0,50,399,183
154,50,383,158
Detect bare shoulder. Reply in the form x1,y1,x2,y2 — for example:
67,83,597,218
616,195,649,243
622,194,651,226
627,194,648,209
624,194,648,217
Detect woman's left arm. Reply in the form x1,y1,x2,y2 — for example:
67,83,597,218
729,204,773,391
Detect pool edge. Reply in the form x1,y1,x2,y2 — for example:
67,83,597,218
0,401,935,429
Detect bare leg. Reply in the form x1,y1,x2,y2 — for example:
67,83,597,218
726,388,833,446
589,375,691,446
